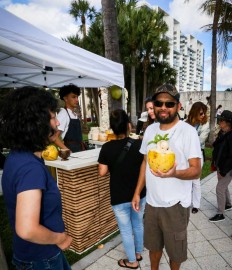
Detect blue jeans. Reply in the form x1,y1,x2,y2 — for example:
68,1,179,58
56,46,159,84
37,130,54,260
12,251,71,270
112,197,146,263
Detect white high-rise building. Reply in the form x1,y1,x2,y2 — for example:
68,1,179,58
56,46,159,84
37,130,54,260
137,1,204,92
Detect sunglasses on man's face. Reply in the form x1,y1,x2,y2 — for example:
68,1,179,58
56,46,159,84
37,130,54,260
154,100,178,108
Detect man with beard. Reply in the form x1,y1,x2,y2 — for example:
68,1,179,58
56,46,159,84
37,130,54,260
132,84,202,270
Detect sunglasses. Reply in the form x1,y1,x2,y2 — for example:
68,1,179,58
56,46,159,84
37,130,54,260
199,112,205,116
154,100,178,108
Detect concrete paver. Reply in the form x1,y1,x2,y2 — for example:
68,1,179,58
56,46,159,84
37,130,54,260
72,172,232,270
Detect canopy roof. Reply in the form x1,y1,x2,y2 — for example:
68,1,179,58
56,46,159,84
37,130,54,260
0,8,124,89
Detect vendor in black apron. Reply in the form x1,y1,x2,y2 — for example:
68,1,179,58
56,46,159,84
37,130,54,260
54,84,84,153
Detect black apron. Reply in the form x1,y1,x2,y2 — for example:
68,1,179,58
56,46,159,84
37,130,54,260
63,109,83,153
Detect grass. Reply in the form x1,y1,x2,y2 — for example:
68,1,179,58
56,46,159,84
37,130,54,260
201,147,213,180
0,147,212,269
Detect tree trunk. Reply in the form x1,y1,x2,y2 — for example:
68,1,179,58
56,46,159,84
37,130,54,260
82,15,86,37
101,0,120,63
91,88,99,124
101,0,122,112
142,71,148,112
142,59,148,112
130,65,137,127
208,0,222,144
81,88,89,133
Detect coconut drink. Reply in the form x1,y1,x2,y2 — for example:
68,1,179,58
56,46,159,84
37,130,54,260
147,135,175,173
42,145,59,161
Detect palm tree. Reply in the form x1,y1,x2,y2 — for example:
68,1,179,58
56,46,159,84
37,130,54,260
118,2,174,120
101,0,122,112
69,0,96,37
83,13,105,56
69,0,97,129
186,0,232,143
67,0,176,126
117,0,140,126
137,8,170,111
150,60,177,96
101,0,120,63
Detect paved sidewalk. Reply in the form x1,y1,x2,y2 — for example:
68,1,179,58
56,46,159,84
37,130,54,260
72,172,232,270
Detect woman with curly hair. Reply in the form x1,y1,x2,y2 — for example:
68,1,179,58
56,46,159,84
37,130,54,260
0,87,72,270
186,101,210,214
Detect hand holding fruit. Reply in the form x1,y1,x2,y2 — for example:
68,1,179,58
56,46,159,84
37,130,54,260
150,162,177,178
147,135,175,173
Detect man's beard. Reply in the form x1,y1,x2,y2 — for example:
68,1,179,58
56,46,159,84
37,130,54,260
155,112,178,124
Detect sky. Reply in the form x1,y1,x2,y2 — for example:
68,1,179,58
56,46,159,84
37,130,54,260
1,0,232,91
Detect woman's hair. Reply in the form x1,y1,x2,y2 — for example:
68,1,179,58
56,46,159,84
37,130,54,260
186,101,208,126
0,86,58,152
110,109,129,135
216,104,222,110
145,97,154,125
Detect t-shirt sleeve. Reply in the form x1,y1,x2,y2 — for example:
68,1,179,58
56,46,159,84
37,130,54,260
57,109,69,132
15,163,47,194
184,126,202,160
98,144,109,165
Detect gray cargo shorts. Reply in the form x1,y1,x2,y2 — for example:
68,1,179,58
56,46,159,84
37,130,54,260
144,202,190,263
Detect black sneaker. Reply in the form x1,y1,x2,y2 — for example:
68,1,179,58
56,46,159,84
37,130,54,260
209,214,225,223
225,205,232,211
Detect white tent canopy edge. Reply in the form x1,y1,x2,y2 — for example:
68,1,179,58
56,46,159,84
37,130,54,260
0,8,124,89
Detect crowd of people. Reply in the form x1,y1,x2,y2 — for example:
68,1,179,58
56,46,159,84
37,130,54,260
0,83,231,270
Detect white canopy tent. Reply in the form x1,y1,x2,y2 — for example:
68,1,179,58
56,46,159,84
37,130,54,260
0,8,124,89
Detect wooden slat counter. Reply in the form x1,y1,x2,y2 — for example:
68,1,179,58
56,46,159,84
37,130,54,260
45,149,118,254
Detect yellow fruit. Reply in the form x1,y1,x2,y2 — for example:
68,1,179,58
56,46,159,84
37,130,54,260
42,145,58,161
107,133,117,141
110,85,122,100
97,244,104,249
148,149,175,173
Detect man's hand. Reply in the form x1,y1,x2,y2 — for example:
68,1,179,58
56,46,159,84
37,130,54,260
150,163,177,178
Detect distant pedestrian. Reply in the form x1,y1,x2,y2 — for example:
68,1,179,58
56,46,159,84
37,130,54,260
136,97,156,137
185,98,193,118
209,110,232,223
216,105,223,124
145,97,156,124
178,106,186,120
136,111,148,136
186,102,210,214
